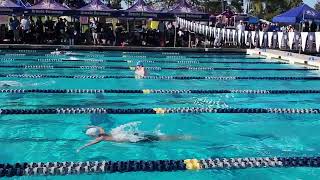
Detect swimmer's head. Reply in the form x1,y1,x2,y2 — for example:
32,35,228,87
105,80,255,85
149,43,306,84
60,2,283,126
136,61,143,67
2,83,11,87
85,127,99,137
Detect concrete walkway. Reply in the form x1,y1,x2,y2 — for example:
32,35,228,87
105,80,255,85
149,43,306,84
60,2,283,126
247,49,320,68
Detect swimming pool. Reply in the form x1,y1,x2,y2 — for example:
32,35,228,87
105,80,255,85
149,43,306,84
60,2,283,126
1,50,320,179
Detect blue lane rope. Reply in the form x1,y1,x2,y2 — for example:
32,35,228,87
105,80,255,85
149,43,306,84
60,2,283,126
1,89,320,94
0,107,319,114
1,156,320,177
0,65,312,71
2,74,320,80
0,58,282,64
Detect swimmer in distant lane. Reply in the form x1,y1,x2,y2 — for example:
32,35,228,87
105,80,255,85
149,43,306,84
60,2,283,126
135,61,147,78
51,48,66,55
0,81,22,88
77,125,191,152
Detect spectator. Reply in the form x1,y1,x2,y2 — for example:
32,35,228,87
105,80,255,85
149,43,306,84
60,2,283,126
35,17,44,44
7,18,13,42
20,15,31,44
67,23,75,45
90,19,99,45
11,15,20,43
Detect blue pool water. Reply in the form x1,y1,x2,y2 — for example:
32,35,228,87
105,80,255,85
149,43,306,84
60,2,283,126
1,50,320,179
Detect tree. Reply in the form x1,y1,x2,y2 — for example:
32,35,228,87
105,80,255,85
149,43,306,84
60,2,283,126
315,0,320,11
251,0,264,17
286,0,302,8
249,0,303,20
230,0,243,13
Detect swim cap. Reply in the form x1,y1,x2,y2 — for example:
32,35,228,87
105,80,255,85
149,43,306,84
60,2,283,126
136,61,143,67
85,127,99,136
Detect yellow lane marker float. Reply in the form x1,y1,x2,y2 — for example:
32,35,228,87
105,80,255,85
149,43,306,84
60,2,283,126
184,159,201,170
153,108,165,114
142,89,151,94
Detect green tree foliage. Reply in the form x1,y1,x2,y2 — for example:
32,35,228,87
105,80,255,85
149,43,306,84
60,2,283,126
315,1,320,11
230,0,243,13
250,0,302,20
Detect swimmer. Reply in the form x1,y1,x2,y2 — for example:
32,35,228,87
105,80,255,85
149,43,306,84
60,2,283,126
51,48,66,55
135,61,147,78
0,81,22,88
77,125,191,152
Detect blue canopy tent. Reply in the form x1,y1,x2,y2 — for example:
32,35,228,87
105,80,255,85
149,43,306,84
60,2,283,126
0,0,23,15
272,3,320,24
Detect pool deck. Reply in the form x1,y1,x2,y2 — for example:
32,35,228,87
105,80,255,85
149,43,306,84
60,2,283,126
247,49,320,68
0,44,246,53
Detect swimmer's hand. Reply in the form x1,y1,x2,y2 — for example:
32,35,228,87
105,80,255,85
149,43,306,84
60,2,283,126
181,135,193,140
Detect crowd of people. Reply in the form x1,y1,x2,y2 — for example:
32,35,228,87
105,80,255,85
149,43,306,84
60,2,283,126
0,14,318,49
1,14,177,47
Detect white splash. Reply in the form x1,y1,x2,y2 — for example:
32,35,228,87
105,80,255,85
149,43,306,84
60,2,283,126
110,121,145,142
68,57,79,60
153,124,164,136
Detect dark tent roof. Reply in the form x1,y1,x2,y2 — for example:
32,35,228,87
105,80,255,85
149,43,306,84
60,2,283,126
28,0,70,10
126,0,158,13
272,3,320,24
16,0,31,8
167,0,205,14
219,10,235,18
78,0,113,11
0,0,21,8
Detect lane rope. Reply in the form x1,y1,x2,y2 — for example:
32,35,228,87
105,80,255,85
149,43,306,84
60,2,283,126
2,74,320,80
1,89,320,94
1,156,320,177
0,65,312,71
0,107,319,114
0,58,281,64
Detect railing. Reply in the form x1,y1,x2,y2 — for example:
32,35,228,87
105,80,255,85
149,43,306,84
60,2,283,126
176,17,320,53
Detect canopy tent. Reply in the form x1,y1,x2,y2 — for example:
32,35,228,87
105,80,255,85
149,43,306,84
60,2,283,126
126,0,157,13
167,0,209,20
218,10,235,18
125,0,159,18
77,0,114,16
0,0,22,14
234,14,259,24
27,0,70,15
16,0,31,8
272,3,320,24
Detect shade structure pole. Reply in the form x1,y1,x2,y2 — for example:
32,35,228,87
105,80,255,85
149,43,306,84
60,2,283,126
221,0,224,13
127,19,129,32
188,31,191,48
174,25,177,47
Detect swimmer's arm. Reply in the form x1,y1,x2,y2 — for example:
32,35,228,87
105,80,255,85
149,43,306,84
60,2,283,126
77,137,103,152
